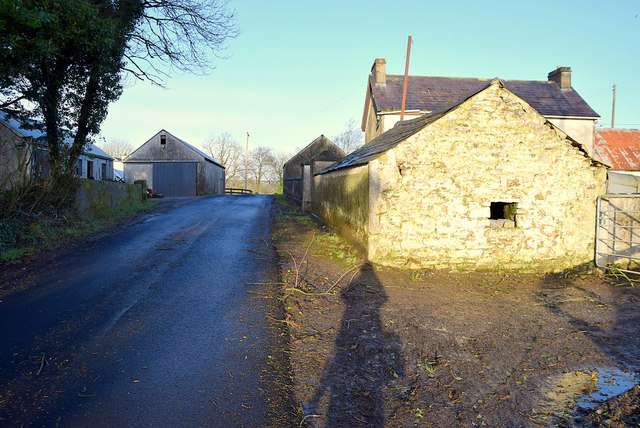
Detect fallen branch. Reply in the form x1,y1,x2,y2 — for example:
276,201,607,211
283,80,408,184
286,236,315,289
36,354,45,376
243,248,268,256
300,414,323,426
244,282,287,286
325,265,359,294
285,287,327,297
244,290,270,296
605,267,639,287
384,285,428,291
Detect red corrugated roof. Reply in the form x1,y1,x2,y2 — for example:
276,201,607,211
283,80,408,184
594,129,640,171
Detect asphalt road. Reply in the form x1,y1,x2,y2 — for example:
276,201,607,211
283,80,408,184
0,195,295,427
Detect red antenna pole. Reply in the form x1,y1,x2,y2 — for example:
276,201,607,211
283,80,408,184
400,35,412,121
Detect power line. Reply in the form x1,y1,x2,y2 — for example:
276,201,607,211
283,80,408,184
253,82,365,135
585,87,612,100
619,93,640,117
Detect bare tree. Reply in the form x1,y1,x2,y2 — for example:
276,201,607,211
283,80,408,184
0,0,238,185
249,146,275,194
98,138,135,158
126,0,239,84
268,151,290,193
203,133,242,186
333,118,364,154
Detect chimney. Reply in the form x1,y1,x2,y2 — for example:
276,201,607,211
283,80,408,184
548,66,572,90
372,58,386,85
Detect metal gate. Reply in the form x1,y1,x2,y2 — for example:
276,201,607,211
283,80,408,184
153,162,197,197
596,194,640,274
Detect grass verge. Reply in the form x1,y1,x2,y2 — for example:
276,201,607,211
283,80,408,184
1,200,158,264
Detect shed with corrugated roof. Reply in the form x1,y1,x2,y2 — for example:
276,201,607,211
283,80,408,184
283,135,345,211
124,130,225,196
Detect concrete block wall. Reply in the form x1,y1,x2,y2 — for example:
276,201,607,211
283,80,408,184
75,179,146,219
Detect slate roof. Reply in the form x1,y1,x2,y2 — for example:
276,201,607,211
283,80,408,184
594,129,640,171
322,110,448,174
370,74,600,118
323,79,598,175
0,111,113,160
283,135,345,169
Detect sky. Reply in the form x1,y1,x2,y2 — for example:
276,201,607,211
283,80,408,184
98,0,640,156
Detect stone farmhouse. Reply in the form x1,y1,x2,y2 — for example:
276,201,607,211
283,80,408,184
314,79,607,272
124,130,225,197
363,59,600,155
0,112,113,189
283,135,345,211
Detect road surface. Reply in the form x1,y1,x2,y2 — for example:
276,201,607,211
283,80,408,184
0,195,296,426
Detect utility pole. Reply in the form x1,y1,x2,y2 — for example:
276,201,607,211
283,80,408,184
245,132,249,190
611,84,617,128
400,35,412,121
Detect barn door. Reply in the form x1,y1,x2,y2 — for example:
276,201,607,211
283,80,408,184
153,162,197,196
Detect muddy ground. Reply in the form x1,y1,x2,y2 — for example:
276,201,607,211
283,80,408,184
271,200,640,427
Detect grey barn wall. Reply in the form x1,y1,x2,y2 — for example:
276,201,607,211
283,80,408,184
283,135,346,203
204,161,225,195
124,130,225,196
124,163,153,189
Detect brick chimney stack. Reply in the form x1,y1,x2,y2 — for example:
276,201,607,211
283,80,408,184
548,66,572,90
372,58,386,85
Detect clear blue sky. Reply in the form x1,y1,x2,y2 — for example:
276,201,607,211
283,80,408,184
99,0,640,155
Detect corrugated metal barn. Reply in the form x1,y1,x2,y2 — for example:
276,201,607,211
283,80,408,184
124,130,225,196
283,135,345,211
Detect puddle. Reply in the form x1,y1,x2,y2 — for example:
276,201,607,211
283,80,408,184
541,367,639,414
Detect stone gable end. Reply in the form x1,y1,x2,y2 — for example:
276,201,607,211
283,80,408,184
368,83,607,272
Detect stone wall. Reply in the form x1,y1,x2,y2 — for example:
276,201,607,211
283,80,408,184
75,179,146,219
313,164,370,250
367,84,607,272
0,122,26,190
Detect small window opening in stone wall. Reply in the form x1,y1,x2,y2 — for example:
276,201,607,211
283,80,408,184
489,202,517,228
160,134,166,146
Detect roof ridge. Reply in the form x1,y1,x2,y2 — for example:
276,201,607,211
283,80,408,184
384,74,558,85
370,73,599,118
326,79,601,175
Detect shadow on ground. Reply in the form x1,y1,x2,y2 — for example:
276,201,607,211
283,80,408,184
306,263,404,427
